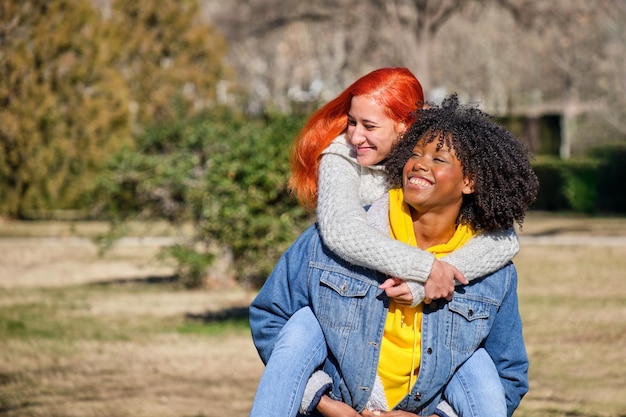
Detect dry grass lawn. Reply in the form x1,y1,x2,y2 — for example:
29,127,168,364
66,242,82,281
0,213,625,417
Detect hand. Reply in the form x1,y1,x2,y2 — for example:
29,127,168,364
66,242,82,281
379,278,413,305
424,259,468,304
317,395,360,417
360,409,422,417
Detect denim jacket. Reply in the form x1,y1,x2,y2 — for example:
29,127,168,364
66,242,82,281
250,223,529,416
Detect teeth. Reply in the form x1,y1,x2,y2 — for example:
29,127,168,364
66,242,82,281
409,177,432,186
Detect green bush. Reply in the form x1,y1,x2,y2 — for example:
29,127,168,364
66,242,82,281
531,157,569,211
590,144,626,213
0,0,230,219
562,160,599,214
195,113,314,287
0,0,131,218
95,109,313,288
532,156,599,213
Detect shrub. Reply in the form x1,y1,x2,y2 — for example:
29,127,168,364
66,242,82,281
0,0,230,219
95,109,313,288
590,144,626,213
532,156,599,213
561,160,599,214
0,0,131,218
531,157,569,211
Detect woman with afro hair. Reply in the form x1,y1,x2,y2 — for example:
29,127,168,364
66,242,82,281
384,93,538,234
251,94,537,417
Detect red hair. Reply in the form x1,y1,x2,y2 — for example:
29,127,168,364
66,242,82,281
289,67,424,209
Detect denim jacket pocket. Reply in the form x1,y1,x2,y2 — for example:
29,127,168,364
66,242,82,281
317,271,371,331
445,297,493,353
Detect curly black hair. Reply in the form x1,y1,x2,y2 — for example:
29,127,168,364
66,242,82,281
384,94,539,232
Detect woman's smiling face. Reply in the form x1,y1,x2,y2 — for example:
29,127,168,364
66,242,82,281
402,137,474,213
346,95,406,166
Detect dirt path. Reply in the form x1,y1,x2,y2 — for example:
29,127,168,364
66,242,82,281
0,236,174,288
3,233,625,289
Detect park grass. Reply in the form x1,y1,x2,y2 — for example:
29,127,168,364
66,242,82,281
0,281,257,417
513,244,626,417
0,213,625,416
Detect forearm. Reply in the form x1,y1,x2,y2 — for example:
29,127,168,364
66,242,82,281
317,154,434,283
442,228,519,281
316,395,360,417
320,215,434,283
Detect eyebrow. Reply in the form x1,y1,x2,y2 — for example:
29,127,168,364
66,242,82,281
347,113,379,125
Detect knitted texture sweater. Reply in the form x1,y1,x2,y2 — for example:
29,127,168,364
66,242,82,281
317,135,519,305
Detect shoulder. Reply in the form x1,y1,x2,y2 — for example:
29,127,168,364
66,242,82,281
283,223,324,260
366,193,390,234
322,134,354,158
320,135,385,175
462,262,517,303
319,135,358,175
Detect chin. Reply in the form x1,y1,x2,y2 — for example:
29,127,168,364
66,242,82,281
357,157,374,166
360,153,383,166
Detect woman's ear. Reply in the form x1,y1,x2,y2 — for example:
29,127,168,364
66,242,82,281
462,177,475,195
395,122,407,135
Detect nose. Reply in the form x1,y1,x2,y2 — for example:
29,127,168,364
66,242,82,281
350,126,366,146
347,121,365,145
411,158,428,171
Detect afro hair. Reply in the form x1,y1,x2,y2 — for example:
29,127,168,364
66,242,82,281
384,94,539,232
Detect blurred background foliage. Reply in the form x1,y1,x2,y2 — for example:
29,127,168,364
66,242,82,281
1,0,228,219
95,109,311,287
1,0,625,287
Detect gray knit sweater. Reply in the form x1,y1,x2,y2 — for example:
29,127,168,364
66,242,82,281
317,135,519,306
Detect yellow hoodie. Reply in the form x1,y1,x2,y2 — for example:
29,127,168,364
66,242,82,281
377,188,473,408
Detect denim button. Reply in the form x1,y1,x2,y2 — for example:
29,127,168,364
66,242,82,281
414,392,422,400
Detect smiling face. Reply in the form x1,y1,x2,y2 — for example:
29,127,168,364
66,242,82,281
402,136,474,215
346,95,406,166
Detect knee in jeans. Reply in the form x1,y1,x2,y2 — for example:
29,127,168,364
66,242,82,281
276,308,324,349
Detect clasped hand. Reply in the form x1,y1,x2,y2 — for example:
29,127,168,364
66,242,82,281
379,259,468,305
318,395,436,417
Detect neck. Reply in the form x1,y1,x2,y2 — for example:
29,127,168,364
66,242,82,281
410,206,460,250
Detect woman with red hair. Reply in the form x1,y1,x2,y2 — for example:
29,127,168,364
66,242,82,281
290,67,424,209
289,68,517,305
250,69,519,417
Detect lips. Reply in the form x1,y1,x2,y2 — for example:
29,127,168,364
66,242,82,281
407,176,433,187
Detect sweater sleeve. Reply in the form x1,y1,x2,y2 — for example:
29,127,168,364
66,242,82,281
441,229,519,281
317,152,435,286
317,144,520,301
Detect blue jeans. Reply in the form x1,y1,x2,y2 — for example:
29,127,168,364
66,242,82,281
443,347,507,417
250,307,505,417
250,307,327,417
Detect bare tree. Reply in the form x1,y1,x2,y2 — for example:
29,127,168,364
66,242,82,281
201,0,540,108
427,0,626,157
504,0,626,157
203,0,356,113
379,0,479,91
201,0,626,157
